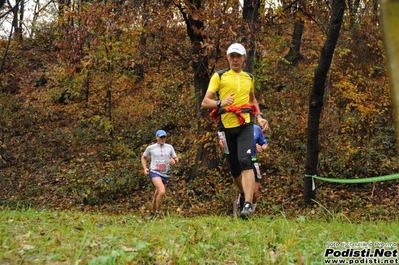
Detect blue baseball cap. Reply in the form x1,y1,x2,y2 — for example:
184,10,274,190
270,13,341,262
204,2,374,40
156,130,167,137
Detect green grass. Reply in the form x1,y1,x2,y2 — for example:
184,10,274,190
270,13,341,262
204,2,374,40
1,207,398,264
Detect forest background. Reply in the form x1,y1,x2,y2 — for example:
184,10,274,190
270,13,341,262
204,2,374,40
0,0,398,220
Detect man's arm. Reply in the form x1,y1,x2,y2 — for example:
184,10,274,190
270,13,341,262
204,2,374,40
202,91,235,109
141,155,149,174
201,91,218,109
256,143,268,153
250,92,269,131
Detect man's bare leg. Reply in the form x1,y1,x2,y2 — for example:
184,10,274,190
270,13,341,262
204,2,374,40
234,174,243,192
241,169,254,203
151,177,166,213
240,169,255,218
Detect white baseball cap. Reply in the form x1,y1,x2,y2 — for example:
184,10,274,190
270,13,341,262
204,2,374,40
226,43,246,56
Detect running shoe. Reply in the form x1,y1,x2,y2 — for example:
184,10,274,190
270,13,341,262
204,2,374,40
240,202,254,219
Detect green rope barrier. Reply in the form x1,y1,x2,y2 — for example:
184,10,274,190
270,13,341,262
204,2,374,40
305,174,399,184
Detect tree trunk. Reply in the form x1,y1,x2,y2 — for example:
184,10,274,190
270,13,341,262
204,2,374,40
180,0,218,179
283,0,305,66
0,16,15,73
16,0,24,43
284,19,304,66
304,0,345,205
243,0,260,73
12,1,22,42
135,0,148,83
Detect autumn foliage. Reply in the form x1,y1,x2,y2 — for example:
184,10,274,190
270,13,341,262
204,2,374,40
0,1,398,220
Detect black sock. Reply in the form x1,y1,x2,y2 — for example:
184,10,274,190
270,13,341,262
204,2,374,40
239,193,245,210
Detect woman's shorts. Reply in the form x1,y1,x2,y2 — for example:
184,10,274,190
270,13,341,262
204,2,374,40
149,171,169,184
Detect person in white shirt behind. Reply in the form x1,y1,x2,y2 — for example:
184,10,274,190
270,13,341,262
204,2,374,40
141,130,178,217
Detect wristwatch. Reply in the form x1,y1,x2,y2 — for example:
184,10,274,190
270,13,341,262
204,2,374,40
216,100,222,108
256,112,264,118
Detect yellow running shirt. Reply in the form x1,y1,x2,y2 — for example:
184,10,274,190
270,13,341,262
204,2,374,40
207,69,255,128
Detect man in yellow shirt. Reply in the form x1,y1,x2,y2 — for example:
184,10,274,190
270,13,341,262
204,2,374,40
202,43,268,219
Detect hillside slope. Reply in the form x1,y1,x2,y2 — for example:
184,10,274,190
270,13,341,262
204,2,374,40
1,41,399,221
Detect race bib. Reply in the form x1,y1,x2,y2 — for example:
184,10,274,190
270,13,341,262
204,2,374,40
155,160,167,171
